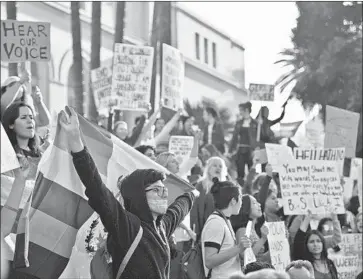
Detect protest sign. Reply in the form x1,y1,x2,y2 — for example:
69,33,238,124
266,222,290,271
330,254,360,279
265,143,293,174
339,233,362,272
248,83,274,101
1,20,51,62
1,123,20,173
279,160,345,215
244,221,257,266
324,106,360,158
111,43,154,111
161,44,184,111
253,148,268,165
91,59,113,112
293,147,345,175
169,136,194,166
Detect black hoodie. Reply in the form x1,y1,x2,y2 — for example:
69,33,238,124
72,147,195,279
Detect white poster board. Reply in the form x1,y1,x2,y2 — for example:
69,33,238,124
330,254,360,279
266,222,290,271
1,124,20,173
161,44,184,111
249,83,274,101
111,43,154,111
279,160,345,215
293,147,345,175
169,136,194,166
339,233,362,272
265,143,293,174
1,20,51,62
91,59,112,113
324,106,360,158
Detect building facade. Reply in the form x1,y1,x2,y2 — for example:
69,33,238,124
1,2,247,126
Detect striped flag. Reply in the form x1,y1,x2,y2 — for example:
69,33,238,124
273,121,303,139
13,113,194,279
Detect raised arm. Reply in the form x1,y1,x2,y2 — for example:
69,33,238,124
179,134,200,176
60,107,139,246
129,114,146,147
154,109,182,145
269,106,286,127
32,87,51,127
134,106,161,147
162,190,198,238
324,214,342,249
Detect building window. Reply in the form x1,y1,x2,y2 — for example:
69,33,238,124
195,33,200,60
204,38,208,64
212,42,217,68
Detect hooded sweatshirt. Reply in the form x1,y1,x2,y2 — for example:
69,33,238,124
72,147,195,279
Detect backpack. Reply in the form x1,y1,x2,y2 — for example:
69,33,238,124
90,226,143,279
181,213,225,279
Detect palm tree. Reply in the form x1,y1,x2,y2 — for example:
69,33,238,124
71,2,84,115
113,2,125,123
6,1,18,76
89,2,101,122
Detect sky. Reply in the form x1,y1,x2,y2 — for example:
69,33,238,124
180,2,299,87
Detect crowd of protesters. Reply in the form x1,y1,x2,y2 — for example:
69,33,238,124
1,69,362,279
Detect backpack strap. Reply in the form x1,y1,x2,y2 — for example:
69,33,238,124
115,226,143,279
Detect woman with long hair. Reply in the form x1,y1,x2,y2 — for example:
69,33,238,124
230,195,270,264
190,156,229,237
201,178,250,279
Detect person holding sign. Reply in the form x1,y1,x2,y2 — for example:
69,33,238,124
228,102,258,182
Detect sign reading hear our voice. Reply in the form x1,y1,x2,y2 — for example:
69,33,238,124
1,20,51,62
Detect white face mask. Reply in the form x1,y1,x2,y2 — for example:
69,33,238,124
148,199,168,215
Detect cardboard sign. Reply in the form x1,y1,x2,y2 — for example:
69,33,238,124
1,20,51,62
330,254,360,279
293,148,345,175
161,44,184,111
169,136,194,166
266,222,290,271
279,160,345,215
1,124,20,173
91,59,112,112
244,221,257,266
325,106,360,158
249,83,274,101
253,148,268,165
111,43,154,111
265,143,293,174
340,234,362,272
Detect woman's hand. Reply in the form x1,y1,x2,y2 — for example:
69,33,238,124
13,154,30,180
59,106,84,152
260,224,269,239
239,235,252,252
32,86,43,104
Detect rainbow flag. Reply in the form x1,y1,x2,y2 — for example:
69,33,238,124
13,113,194,278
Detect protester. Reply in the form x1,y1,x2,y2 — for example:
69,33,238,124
201,178,250,279
154,117,165,138
58,106,199,279
286,260,315,279
172,115,197,137
113,115,146,146
243,261,275,275
228,102,258,181
135,145,156,161
295,229,338,279
190,156,229,237
230,268,290,279
202,106,225,154
317,217,334,237
231,195,270,263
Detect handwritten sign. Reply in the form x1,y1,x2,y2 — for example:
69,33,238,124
1,20,50,62
279,160,345,215
266,222,290,271
91,59,112,112
340,234,362,272
1,124,20,173
161,44,184,111
169,136,194,166
330,254,360,279
249,83,274,101
111,43,154,111
265,143,293,174
294,148,345,175
325,106,360,158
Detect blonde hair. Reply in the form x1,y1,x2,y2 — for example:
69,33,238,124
156,152,176,168
245,269,290,279
202,156,228,192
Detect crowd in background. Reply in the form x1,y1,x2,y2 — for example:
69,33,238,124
1,70,362,279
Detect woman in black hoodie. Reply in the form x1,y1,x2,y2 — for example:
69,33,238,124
59,106,198,279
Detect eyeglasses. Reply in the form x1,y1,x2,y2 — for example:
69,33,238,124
145,186,168,197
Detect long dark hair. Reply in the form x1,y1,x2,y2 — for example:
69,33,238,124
304,230,338,279
2,102,40,157
231,195,253,232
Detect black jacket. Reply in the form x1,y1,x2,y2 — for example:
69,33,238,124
72,148,196,279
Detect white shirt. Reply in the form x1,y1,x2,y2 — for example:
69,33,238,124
201,214,241,279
